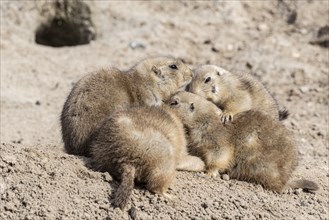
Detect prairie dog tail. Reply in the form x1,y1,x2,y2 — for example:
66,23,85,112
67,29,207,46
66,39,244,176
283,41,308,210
113,165,136,209
288,179,319,192
279,109,290,121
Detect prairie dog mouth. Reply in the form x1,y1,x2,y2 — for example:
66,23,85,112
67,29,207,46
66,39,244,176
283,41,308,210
178,82,190,92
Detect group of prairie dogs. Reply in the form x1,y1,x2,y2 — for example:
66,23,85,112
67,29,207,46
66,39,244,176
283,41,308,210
61,56,318,209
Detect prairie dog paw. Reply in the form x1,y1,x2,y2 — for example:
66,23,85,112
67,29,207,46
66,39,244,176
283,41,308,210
220,113,233,124
206,169,219,178
196,169,219,178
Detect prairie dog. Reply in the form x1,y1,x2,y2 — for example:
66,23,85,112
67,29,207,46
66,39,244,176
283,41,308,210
61,56,193,156
90,105,205,209
168,92,318,192
188,65,288,123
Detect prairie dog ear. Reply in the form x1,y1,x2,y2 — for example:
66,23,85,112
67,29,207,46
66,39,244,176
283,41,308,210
169,98,180,108
216,70,224,76
152,66,161,76
215,66,230,76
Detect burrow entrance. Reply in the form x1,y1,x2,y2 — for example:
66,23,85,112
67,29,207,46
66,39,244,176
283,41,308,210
35,0,96,47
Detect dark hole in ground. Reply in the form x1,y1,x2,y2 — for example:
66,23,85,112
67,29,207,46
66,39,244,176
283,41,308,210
35,0,96,47
35,17,95,47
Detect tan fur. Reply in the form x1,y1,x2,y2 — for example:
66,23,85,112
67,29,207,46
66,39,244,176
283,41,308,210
188,65,282,123
90,105,205,209
168,92,318,192
61,56,193,156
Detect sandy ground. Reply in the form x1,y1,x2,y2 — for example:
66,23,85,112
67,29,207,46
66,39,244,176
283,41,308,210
1,1,328,219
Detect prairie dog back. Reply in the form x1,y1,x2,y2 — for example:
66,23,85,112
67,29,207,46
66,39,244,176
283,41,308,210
61,56,193,156
90,105,204,209
188,65,285,123
168,91,318,192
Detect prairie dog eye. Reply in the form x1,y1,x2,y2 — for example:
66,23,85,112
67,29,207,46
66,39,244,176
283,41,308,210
169,64,178,70
204,77,211,84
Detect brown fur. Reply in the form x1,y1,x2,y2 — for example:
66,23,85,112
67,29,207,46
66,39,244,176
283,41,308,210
188,65,286,123
90,105,205,209
61,56,193,156
168,92,318,192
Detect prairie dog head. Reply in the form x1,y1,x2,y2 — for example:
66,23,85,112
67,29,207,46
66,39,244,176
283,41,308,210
187,65,233,104
167,91,222,127
135,56,193,97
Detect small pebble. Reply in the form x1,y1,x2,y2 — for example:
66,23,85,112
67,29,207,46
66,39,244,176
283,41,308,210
294,188,303,195
128,207,137,220
222,174,230,181
2,155,16,166
129,41,145,49
299,86,309,93
24,215,33,220
257,23,268,31
227,44,234,51
300,28,308,35
4,204,16,212
102,172,112,182
292,52,300,58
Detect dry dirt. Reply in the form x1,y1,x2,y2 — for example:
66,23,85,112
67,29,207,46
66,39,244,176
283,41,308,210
1,1,328,219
